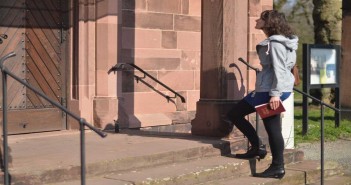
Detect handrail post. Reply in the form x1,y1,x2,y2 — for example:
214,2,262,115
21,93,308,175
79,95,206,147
255,70,259,135
321,105,325,185
80,119,86,185
2,71,10,185
0,52,16,185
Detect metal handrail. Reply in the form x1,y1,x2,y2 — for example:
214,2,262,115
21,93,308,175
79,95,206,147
108,63,186,103
293,87,332,185
0,52,107,185
236,57,351,185
292,87,351,185
238,58,260,135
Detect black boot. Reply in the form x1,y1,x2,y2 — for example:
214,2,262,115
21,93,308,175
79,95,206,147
253,164,285,179
235,144,267,159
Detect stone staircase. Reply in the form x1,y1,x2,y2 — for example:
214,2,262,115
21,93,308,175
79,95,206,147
0,130,349,185
48,150,346,185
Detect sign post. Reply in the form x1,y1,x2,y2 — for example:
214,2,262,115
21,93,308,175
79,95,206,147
302,44,341,135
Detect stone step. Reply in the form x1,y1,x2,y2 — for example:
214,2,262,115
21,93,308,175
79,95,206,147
48,149,304,185
0,134,248,185
307,174,351,185
201,160,344,185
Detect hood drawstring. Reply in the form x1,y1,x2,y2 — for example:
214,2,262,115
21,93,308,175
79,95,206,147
265,42,270,55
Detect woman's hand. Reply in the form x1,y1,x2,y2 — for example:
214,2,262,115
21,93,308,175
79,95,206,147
269,96,280,110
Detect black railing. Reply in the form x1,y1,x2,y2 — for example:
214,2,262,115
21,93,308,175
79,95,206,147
237,57,351,185
0,52,107,185
108,63,186,103
238,58,260,134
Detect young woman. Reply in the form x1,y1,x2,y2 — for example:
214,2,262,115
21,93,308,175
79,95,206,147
223,10,298,179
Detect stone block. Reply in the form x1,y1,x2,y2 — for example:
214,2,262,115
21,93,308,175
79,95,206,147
164,112,195,125
162,31,177,49
133,58,181,70
261,0,273,6
96,0,118,17
127,48,182,59
158,71,195,91
122,11,173,29
177,32,201,50
249,0,261,17
128,113,172,128
96,21,117,70
188,0,201,16
122,28,161,49
93,97,118,129
174,15,201,32
96,70,117,96
181,0,189,14
186,90,200,111
180,51,201,70
147,0,181,14
121,92,178,114
122,0,146,11
262,5,273,11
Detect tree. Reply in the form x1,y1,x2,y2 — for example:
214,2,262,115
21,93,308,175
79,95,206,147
274,0,342,104
312,0,342,103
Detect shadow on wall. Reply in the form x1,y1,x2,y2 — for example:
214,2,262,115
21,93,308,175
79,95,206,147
228,63,246,99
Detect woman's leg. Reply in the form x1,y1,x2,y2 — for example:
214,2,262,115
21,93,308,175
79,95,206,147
226,99,259,147
262,114,284,165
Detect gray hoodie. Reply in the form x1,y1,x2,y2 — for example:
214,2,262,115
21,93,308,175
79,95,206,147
255,35,299,97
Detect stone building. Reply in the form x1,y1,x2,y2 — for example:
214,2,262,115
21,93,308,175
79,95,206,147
0,0,350,135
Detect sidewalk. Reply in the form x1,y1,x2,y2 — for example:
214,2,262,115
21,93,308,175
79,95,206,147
5,129,247,184
296,138,351,175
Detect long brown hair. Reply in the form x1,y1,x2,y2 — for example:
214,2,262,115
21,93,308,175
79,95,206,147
260,10,295,38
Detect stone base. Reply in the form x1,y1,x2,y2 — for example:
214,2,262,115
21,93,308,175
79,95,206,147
128,113,172,128
93,97,118,130
191,99,238,137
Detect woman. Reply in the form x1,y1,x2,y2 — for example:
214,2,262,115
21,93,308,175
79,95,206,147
223,10,298,179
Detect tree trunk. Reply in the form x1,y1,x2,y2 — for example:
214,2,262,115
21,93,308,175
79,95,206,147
312,0,342,104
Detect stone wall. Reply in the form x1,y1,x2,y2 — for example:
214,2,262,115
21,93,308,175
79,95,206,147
117,0,201,128
70,0,276,130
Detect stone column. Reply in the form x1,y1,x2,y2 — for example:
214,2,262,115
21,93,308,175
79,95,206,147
191,0,248,137
341,0,351,119
93,0,119,129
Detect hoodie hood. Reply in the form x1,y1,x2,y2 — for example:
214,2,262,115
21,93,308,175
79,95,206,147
256,35,299,54
270,35,299,51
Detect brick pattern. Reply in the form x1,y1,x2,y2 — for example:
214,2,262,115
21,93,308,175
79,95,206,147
121,0,201,117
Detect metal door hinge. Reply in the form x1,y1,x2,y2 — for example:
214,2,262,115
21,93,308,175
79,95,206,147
61,97,67,117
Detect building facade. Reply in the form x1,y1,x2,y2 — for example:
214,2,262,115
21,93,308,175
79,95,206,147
1,0,350,135
0,0,268,134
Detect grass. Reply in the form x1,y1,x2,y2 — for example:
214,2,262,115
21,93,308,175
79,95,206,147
294,103,351,145
292,83,351,145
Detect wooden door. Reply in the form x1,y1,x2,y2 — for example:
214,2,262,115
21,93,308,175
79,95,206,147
0,0,68,134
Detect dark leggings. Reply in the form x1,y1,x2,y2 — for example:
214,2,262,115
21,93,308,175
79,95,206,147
226,99,284,165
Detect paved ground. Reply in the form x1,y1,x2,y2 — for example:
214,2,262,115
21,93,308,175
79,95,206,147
296,138,351,175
